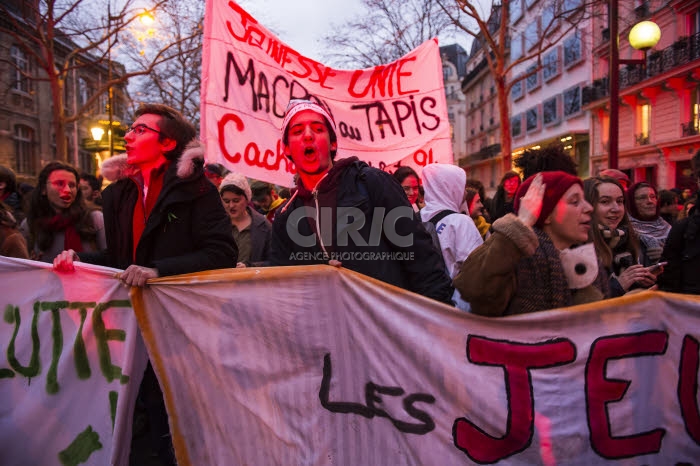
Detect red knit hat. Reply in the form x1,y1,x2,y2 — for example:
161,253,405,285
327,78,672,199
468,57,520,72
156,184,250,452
514,171,583,228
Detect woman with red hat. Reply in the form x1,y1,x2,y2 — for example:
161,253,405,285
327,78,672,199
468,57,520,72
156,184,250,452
454,171,609,316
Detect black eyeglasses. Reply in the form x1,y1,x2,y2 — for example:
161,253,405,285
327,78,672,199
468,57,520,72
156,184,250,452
126,124,163,136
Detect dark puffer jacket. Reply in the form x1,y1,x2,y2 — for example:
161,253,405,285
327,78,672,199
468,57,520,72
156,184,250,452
659,207,700,294
270,157,453,305
80,142,238,275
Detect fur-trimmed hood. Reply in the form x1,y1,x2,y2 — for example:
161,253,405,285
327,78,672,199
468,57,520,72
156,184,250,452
101,140,205,182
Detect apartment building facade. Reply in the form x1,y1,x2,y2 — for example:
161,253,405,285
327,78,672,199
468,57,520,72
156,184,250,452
509,0,592,179
585,0,700,191
0,0,128,184
441,44,469,165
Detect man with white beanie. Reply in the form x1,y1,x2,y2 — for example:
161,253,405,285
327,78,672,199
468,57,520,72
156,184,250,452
219,172,272,267
269,99,453,305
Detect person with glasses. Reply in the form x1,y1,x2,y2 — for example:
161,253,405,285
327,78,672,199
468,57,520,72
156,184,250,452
659,151,700,294
269,99,454,305
19,161,105,262
626,181,671,266
54,103,237,466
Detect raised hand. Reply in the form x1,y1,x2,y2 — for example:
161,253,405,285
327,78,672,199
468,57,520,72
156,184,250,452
517,173,545,227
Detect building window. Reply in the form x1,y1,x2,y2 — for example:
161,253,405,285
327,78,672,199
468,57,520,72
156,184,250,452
525,20,540,52
510,0,523,24
78,77,90,107
14,125,36,174
563,31,583,69
443,64,453,81
689,87,700,135
526,106,540,133
511,79,524,101
10,46,31,94
543,96,561,126
526,64,540,92
637,103,651,143
542,3,559,34
510,33,523,61
79,151,94,174
511,114,523,138
563,85,582,117
563,0,583,15
543,47,560,82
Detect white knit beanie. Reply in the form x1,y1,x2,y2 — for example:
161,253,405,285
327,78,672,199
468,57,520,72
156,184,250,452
219,172,252,201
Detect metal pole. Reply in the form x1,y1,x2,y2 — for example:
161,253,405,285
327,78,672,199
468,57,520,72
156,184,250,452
609,0,619,169
107,1,114,160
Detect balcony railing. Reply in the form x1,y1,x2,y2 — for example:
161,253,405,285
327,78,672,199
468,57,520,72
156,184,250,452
466,143,502,163
583,32,700,104
682,121,700,137
635,133,650,146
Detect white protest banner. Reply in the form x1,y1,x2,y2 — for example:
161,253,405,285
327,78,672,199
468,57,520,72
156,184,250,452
201,0,453,186
0,257,148,466
133,265,700,465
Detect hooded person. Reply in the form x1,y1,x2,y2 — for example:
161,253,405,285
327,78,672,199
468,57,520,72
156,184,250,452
454,171,609,316
420,164,483,311
626,181,671,264
269,99,454,305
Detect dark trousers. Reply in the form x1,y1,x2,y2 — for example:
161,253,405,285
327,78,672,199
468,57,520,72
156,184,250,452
131,362,176,466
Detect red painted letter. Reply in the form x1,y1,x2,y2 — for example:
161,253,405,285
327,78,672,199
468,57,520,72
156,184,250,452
453,335,576,463
586,331,667,459
679,335,700,444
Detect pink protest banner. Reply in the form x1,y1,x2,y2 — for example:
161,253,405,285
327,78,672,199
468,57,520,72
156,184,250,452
133,266,700,465
201,0,453,186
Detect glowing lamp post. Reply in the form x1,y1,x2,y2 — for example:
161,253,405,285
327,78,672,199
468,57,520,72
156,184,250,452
609,2,661,169
90,126,105,142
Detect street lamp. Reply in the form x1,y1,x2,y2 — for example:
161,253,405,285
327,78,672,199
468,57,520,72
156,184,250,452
608,2,661,169
90,126,105,142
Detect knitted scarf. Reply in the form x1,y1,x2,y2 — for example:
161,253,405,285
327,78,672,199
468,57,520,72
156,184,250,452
42,213,83,252
507,228,571,315
628,215,671,249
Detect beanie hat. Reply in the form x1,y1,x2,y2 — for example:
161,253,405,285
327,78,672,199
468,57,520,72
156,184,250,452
514,171,583,228
599,168,630,187
281,99,337,139
219,172,252,201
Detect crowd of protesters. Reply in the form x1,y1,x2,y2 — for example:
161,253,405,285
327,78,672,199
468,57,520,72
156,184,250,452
2,100,700,465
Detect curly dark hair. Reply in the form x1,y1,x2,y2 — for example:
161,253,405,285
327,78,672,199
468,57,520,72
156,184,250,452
514,143,578,180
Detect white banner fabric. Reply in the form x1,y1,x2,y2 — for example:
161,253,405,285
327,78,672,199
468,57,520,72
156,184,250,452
201,0,453,187
0,257,148,466
133,265,700,465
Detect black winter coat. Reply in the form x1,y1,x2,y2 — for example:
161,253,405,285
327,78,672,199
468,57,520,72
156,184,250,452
270,157,454,305
659,208,700,294
80,143,238,275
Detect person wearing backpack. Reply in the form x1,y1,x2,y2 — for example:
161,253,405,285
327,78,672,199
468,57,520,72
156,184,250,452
420,163,483,311
269,99,454,305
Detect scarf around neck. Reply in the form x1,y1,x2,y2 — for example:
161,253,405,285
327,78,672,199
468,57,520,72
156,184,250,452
43,213,83,252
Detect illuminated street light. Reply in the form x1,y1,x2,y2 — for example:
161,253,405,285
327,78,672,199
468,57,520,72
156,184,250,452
609,2,661,169
629,21,661,51
90,126,105,142
139,10,155,26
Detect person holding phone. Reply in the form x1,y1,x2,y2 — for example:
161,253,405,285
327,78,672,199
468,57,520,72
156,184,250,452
584,176,658,296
